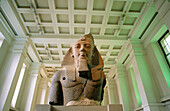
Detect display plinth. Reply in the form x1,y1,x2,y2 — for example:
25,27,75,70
36,104,123,111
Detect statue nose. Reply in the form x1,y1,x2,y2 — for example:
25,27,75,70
80,48,86,52
80,46,86,52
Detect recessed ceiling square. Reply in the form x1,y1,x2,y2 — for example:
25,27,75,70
45,66,52,69
113,45,122,49
100,45,110,49
74,0,87,10
27,26,39,33
129,2,144,12
55,0,68,9
124,17,137,25
38,50,47,55
35,0,49,9
90,28,100,35
41,56,49,60
105,28,115,35
50,50,59,55
93,0,107,11
52,57,60,60
39,14,52,23
74,15,86,23
48,44,58,48
119,29,130,36
91,15,103,24
110,51,119,56
108,58,115,61
21,13,35,22
35,43,44,48
47,69,54,72
14,0,30,8
43,27,54,33
111,1,126,11
57,14,69,23
100,51,107,56
55,67,62,70
107,16,120,25
59,27,69,34
61,44,70,48
74,27,85,34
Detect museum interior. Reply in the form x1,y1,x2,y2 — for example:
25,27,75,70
0,0,170,111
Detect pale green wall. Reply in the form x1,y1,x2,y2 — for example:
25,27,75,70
144,25,170,98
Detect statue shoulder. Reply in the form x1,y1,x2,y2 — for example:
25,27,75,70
51,69,65,82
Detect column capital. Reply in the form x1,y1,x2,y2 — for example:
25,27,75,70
115,64,126,77
9,37,29,54
107,78,114,84
31,62,42,75
126,39,145,56
106,78,117,88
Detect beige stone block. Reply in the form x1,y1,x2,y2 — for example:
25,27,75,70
107,104,123,111
52,106,107,111
36,104,51,111
36,104,123,111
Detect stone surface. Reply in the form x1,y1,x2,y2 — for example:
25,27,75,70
49,34,106,105
36,104,51,111
36,104,123,111
107,104,123,111
66,98,100,106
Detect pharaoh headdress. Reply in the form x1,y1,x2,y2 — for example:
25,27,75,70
61,34,105,81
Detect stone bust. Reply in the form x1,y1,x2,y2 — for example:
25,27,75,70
49,34,106,106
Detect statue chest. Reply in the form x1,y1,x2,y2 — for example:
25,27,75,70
60,72,102,88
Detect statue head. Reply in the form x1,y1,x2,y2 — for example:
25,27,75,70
62,34,104,80
72,34,94,68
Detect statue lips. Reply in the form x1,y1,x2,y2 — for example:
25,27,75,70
79,52,87,59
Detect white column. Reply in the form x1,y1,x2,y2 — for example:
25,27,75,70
128,39,163,111
18,63,41,111
44,80,51,104
36,78,49,104
39,87,46,104
102,86,109,106
107,78,119,104
0,38,29,111
30,63,41,111
115,64,133,111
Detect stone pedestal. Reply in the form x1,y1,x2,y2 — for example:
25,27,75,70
36,104,123,111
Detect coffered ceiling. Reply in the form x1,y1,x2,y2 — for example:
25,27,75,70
0,0,151,78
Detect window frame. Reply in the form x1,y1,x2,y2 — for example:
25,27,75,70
158,30,170,68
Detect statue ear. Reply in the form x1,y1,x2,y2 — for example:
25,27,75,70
61,48,75,67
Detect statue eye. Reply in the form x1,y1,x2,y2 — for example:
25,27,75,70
85,44,91,48
75,44,80,48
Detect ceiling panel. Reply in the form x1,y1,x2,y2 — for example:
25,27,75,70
9,0,149,77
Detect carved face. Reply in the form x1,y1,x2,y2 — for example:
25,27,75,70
72,36,94,67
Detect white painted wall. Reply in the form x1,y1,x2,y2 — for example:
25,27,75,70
0,39,10,70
